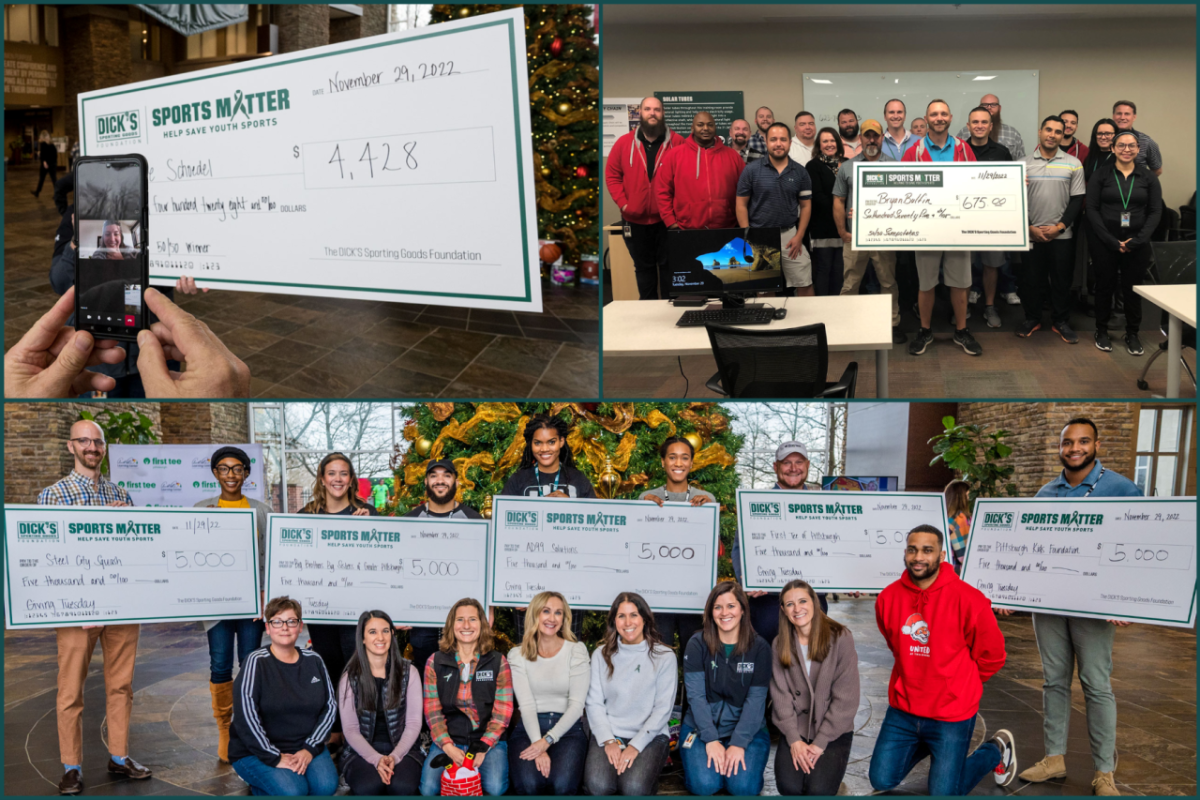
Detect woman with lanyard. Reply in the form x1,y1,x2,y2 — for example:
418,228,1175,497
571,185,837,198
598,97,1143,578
804,128,850,296
1077,119,1118,312
194,446,271,764
639,436,715,650
1086,130,1163,356
299,453,379,750
770,580,860,797
500,415,596,640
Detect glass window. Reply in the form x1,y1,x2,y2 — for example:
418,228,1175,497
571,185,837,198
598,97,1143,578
6,5,37,43
1135,405,1193,497
1136,409,1156,451
43,5,56,46
186,29,219,59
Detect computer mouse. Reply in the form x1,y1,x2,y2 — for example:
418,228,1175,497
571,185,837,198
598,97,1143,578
773,308,787,320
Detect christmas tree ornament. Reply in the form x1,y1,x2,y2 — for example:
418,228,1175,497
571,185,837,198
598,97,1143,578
414,437,433,457
481,495,493,520
597,452,621,499
458,7,471,16
549,36,563,56
683,432,704,453
574,165,588,178
540,165,552,177
556,100,572,115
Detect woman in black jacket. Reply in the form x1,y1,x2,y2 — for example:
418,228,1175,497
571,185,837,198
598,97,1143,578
31,130,57,198
1086,130,1163,356
804,128,849,296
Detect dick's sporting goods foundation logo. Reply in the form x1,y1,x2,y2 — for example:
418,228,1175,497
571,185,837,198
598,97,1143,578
17,521,59,542
278,527,314,546
747,501,781,519
96,110,140,143
980,511,1016,531
505,510,539,530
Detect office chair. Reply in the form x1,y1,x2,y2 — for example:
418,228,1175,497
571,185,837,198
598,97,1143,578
1136,240,1196,392
703,322,858,398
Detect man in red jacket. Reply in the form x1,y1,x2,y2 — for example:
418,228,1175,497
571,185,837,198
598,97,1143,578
869,524,1017,795
605,96,686,299
653,111,745,231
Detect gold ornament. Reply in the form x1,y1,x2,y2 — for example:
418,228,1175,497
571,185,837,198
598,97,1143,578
596,451,621,499
414,437,433,457
556,101,572,115
540,165,552,177
458,7,471,16
481,495,493,520
683,432,704,453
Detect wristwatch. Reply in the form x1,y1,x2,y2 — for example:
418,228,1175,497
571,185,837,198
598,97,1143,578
544,734,556,746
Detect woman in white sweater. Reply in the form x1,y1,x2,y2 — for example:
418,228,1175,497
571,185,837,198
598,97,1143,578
507,591,591,795
583,592,678,796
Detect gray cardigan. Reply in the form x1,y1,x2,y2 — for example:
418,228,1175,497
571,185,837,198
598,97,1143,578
769,627,860,750
194,496,270,632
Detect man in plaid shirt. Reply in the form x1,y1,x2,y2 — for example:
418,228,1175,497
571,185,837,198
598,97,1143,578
956,93,1026,159
746,106,774,162
39,419,150,795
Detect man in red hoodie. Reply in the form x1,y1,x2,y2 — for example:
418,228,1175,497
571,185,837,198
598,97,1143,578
605,96,686,300
653,111,745,231
869,524,1017,795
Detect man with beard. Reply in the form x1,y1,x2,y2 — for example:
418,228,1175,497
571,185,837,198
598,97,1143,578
38,420,152,795
605,96,686,299
727,118,753,163
747,106,775,162
789,111,817,166
904,99,982,358
837,109,862,157
964,106,1016,330
833,119,905,343
1111,100,1162,176
956,93,1025,159
870,524,1015,795
882,99,916,161
1058,110,1089,162
736,121,814,295
654,111,745,230
403,459,485,675
1016,419,1139,797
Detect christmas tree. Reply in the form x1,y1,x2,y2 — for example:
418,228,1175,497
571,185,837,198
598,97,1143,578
387,402,743,645
430,5,599,266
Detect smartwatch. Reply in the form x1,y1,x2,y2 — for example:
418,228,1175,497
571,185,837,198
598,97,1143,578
544,734,556,746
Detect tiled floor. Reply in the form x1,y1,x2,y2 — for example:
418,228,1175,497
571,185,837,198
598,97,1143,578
5,600,1192,796
4,168,599,398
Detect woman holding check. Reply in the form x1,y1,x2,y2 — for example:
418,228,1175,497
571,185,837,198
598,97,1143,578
770,580,860,796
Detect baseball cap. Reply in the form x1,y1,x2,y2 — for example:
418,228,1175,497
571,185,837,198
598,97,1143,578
775,441,809,462
860,119,883,136
425,458,456,477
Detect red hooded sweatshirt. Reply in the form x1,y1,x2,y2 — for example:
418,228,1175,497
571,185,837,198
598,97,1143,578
875,561,1006,723
901,135,978,163
653,136,745,229
605,127,687,226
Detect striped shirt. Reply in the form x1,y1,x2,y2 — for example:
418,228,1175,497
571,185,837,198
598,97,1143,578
1127,128,1163,172
38,470,132,506
736,155,813,228
956,121,1025,160
423,651,513,750
1025,148,1085,238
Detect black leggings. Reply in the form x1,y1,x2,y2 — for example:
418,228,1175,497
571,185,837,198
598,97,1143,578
1090,234,1149,334
34,164,57,195
307,623,356,733
773,729,854,796
343,751,423,796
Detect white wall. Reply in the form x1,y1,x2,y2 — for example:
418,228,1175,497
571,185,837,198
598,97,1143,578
846,402,911,490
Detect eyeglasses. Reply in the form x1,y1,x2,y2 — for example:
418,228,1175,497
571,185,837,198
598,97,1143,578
268,618,301,629
980,102,1000,109
70,437,106,449
1114,143,1139,151
215,466,246,477
1096,132,1116,139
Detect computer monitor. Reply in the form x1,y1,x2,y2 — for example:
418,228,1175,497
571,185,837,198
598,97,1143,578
666,227,785,305
822,476,899,492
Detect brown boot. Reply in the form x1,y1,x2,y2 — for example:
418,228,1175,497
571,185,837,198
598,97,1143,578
210,681,234,763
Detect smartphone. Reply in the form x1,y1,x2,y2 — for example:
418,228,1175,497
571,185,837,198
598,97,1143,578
73,154,149,342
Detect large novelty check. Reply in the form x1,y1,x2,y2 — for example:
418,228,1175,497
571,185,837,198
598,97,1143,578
265,513,488,625
961,498,1197,627
852,162,1029,251
736,490,948,592
489,497,719,613
77,9,541,311
4,505,260,628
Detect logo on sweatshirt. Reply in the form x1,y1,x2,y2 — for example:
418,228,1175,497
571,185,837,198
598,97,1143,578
901,612,930,647
311,676,320,683
736,662,755,674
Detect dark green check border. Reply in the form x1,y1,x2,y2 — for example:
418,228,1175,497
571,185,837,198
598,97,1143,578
79,12,534,305
265,513,490,626
962,498,1197,625
852,162,1029,250
488,496,720,613
4,505,260,628
735,489,949,592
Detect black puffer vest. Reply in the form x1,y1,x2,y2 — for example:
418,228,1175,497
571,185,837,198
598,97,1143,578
349,656,412,749
432,649,507,751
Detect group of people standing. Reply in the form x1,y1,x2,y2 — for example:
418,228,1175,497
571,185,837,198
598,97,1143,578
607,94,1165,359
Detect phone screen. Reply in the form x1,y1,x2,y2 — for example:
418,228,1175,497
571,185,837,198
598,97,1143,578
75,159,146,331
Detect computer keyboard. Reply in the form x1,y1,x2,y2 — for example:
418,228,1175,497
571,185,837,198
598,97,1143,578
675,308,775,327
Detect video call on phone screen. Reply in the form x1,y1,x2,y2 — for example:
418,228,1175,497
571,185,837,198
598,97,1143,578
75,160,145,329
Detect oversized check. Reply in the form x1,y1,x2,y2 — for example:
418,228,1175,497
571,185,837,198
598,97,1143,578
265,513,488,625
737,490,948,592
961,498,1197,627
852,162,1029,251
4,505,259,629
78,9,540,311
489,497,719,613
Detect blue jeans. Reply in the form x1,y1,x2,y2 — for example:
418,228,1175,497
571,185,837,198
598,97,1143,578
420,740,509,796
868,706,1000,796
508,712,586,795
232,749,338,796
207,619,263,684
679,723,770,797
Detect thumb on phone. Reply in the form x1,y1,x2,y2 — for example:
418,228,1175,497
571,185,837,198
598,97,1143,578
136,329,176,395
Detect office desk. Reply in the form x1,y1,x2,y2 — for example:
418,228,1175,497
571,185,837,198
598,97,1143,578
1134,284,1196,398
603,225,639,301
603,295,893,397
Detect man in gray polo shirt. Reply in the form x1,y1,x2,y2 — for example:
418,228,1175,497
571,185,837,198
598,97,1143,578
736,121,813,295
1018,115,1086,344
1112,100,1163,176
832,119,905,344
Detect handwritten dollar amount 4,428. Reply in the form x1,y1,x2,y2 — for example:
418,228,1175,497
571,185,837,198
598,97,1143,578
323,139,418,181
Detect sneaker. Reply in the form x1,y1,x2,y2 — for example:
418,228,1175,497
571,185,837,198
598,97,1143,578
991,729,1017,787
908,327,934,356
1020,754,1067,783
1095,331,1113,352
1002,291,1022,305
1124,333,1144,356
953,327,982,356
968,289,982,305
1016,319,1041,338
1092,771,1120,796
58,769,83,795
891,326,906,344
983,305,1002,328
1053,321,1079,344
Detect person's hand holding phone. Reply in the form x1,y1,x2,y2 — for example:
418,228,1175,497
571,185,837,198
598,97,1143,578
135,287,251,398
